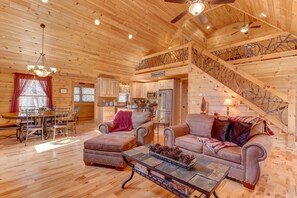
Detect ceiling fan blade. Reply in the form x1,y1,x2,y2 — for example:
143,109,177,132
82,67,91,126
247,21,253,26
231,31,239,35
208,0,235,4
250,25,261,29
164,0,187,4
198,13,209,24
171,10,188,23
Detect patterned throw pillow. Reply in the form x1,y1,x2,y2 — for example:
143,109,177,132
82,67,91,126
211,119,230,142
228,120,252,146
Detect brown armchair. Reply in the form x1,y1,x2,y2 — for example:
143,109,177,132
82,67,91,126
98,111,154,145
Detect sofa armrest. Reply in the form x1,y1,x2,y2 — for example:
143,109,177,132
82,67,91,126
164,124,190,147
241,134,273,187
135,120,154,146
98,121,113,134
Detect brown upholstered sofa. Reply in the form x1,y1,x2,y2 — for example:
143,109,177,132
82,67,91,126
164,114,273,190
98,111,154,145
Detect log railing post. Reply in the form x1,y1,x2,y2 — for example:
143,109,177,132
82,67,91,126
287,89,296,148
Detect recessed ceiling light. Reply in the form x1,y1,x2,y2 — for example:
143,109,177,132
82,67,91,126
168,46,172,49
128,34,133,39
41,0,48,3
94,19,100,26
260,13,267,17
206,25,211,30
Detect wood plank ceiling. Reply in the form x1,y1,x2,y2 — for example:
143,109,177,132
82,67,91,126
0,0,188,80
0,0,296,80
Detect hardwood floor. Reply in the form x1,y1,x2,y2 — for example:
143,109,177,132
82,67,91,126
0,121,296,198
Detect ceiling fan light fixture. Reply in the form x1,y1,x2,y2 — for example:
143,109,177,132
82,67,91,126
188,2,205,16
240,26,248,33
260,13,267,18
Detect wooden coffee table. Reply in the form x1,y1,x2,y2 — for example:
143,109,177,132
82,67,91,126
121,146,229,198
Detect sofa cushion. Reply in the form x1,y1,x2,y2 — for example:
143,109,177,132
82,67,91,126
186,114,214,137
211,119,230,141
248,122,265,139
175,134,203,153
132,112,151,129
228,121,252,146
203,146,241,164
84,134,136,152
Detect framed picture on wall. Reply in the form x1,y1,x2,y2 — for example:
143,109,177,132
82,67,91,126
60,88,68,94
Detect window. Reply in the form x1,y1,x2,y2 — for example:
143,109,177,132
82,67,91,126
74,87,80,102
74,86,94,103
20,80,48,109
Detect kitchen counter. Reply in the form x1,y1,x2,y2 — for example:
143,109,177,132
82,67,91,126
116,106,152,112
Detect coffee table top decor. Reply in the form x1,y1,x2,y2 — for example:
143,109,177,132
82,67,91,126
149,144,196,170
121,145,230,198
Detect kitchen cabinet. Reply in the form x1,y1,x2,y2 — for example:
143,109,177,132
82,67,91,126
97,106,115,123
131,82,159,98
98,78,119,97
158,79,174,89
131,82,147,98
146,82,158,92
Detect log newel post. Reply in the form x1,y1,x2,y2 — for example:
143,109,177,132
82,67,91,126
287,89,296,148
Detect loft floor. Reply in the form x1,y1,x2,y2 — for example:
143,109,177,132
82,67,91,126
0,121,296,198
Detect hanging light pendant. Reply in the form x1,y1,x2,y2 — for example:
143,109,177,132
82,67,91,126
27,24,57,77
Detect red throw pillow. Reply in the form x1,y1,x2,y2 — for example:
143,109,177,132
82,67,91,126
211,119,230,142
228,120,252,146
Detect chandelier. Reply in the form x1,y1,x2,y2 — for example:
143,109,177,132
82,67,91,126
27,24,57,77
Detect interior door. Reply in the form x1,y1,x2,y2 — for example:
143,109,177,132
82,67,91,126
181,80,188,123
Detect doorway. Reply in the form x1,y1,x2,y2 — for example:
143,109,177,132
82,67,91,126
181,79,188,123
73,82,95,121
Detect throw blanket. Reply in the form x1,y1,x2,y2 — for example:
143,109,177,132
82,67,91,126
110,110,132,132
230,116,274,135
197,137,238,154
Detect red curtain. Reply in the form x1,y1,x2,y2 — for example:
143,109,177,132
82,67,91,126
38,77,53,109
10,73,53,112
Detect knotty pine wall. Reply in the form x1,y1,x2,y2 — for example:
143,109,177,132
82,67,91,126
188,69,257,118
0,71,96,127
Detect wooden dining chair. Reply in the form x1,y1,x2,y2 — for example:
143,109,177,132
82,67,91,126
19,106,36,126
51,108,70,141
0,124,22,142
67,106,79,135
22,109,45,146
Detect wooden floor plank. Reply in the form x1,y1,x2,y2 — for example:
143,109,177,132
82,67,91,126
0,121,296,198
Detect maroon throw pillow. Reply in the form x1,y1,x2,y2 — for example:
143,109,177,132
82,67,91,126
228,120,252,146
211,119,230,142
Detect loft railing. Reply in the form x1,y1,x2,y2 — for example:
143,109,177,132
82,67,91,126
211,34,297,62
138,45,189,70
191,47,288,125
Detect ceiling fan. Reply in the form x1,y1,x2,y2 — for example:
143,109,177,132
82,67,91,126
165,0,236,23
231,14,261,35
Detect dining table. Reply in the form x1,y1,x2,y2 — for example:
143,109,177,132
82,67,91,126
1,111,69,141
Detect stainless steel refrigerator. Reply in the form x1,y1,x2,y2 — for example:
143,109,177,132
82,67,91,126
157,89,173,125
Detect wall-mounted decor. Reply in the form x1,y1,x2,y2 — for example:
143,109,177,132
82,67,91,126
60,88,68,94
